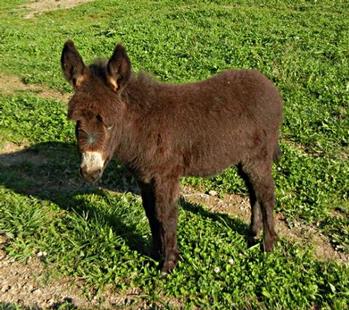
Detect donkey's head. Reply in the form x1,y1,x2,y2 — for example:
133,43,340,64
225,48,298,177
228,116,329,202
61,40,131,183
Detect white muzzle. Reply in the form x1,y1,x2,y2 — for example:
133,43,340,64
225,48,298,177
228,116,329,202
80,151,105,183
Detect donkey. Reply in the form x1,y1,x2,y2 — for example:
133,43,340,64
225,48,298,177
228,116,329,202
61,40,283,273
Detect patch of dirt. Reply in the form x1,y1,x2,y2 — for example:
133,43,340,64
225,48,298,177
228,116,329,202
0,235,178,309
0,259,144,309
0,142,47,167
0,72,70,102
22,0,94,19
182,186,349,264
0,257,89,308
0,142,28,154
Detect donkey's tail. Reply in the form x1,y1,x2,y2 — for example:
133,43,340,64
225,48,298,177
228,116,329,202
273,143,281,162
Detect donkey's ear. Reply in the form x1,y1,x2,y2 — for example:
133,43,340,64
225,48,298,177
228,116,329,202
107,43,131,91
61,40,87,89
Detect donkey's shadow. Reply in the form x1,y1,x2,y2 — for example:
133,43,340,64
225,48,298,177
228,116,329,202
0,141,249,257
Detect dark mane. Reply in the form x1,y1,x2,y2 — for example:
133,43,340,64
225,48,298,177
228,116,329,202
86,60,160,111
89,58,108,79
124,72,162,110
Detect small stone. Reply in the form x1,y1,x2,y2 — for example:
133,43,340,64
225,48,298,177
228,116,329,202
36,251,47,258
1,285,11,293
29,285,37,293
33,288,42,294
0,234,8,245
0,249,7,260
208,190,218,196
12,270,19,276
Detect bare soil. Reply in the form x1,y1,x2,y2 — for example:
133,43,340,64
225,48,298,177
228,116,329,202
0,252,92,309
0,142,47,167
0,257,149,309
22,0,94,19
0,73,70,102
0,234,179,309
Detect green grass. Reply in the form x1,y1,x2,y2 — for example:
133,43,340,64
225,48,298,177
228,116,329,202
0,0,348,308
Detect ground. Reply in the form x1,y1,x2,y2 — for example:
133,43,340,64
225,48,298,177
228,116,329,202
22,0,93,19
0,186,347,308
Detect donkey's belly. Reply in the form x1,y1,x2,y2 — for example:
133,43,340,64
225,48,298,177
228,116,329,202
183,147,242,177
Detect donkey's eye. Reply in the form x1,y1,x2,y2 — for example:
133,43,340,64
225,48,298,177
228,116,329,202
76,122,88,137
95,114,112,131
96,114,103,123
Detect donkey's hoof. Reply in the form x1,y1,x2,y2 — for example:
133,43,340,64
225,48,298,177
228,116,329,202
250,222,262,238
160,271,169,279
247,235,259,248
150,248,161,261
263,234,278,252
160,259,177,275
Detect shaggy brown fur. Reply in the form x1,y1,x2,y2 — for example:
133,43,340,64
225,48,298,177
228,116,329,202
61,40,283,273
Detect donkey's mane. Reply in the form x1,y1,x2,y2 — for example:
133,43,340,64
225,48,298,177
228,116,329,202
88,59,160,109
89,58,158,89
124,72,160,108
89,58,108,81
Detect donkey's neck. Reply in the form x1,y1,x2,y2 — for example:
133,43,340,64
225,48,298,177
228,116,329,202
113,73,162,171
124,72,162,111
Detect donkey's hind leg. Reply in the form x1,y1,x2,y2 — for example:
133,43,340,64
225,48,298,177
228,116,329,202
238,165,262,239
241,160,277,251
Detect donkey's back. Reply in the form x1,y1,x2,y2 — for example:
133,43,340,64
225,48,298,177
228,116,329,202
140,69,282,177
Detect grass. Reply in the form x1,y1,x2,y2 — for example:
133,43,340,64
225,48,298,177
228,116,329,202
0,0,348,308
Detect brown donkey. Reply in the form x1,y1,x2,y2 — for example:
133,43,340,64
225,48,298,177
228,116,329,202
61,40,283,273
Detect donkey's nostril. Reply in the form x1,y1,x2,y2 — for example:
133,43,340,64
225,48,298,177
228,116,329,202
80,166,103,183
92,168,102,177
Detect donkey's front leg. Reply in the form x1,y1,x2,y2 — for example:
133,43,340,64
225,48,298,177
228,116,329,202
138,181,162,260
153,175,180,274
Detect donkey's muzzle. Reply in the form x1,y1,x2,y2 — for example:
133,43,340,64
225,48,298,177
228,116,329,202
80,166,103,183
80,151,105,183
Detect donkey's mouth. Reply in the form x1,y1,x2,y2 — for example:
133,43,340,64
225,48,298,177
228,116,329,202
79,151,108,183
80,167,104,184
